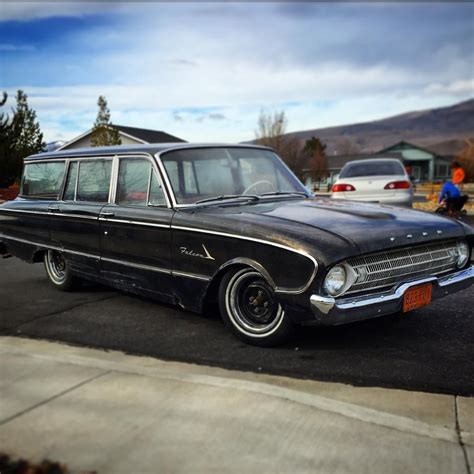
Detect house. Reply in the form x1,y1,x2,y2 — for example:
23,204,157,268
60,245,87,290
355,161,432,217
378,141,452,182
58,125,186,151
305,141,453,190
325,152,401,184
303,153,401,190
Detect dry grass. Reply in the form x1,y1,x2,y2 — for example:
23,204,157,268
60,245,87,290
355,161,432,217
413,198,473,214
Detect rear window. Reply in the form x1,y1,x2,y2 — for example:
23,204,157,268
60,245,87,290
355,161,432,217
76,160,112,202
339,161,405,178
21,161,66,198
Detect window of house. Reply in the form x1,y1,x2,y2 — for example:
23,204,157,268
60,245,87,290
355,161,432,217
76,160,112,202
21,161,66,198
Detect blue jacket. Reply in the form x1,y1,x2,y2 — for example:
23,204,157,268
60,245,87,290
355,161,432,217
439,182,461,203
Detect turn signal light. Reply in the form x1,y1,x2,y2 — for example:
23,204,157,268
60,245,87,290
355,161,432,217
384,181,411,190
332,184,356,192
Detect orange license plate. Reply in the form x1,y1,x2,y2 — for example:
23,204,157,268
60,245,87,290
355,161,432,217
403,283,433,313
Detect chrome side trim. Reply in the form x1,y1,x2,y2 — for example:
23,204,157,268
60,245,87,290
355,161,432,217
1,233,211,281
1,234,62,252
25,152,154,163
101,257,171,275
172,270,211,281
64,248,100,260
172,225,318,294
23,157,69,163
99,217,170,229
0,209,50,215
51,213,99,220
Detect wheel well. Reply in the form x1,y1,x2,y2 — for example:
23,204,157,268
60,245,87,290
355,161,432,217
202,260,275,313
202,264,246,313
32,249,46,263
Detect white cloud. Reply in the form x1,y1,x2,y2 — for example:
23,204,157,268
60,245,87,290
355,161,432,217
0,2,124,22
424,80,474,97
2,3,472,143
0,43,35,52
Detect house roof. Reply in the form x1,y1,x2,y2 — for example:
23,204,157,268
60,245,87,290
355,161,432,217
114,125,186,144
57,124,186,151
378,140,441,157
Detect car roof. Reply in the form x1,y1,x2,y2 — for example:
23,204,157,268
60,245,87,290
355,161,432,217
25,143,272,161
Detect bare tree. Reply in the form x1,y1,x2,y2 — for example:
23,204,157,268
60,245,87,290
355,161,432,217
456,139,474,182
254,109,304,177
255,109,287,151
334,138,361,156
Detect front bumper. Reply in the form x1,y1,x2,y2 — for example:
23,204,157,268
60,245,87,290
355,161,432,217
310,265,473,325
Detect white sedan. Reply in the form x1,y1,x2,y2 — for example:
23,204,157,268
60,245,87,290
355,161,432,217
331,158,414,207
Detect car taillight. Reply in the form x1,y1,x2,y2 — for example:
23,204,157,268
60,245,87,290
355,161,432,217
332,184,356,192
384,181,411,190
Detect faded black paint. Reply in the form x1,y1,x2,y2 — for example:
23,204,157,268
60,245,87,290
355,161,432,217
0,143,473,326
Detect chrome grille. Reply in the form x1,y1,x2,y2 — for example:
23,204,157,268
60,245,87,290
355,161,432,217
346,241,460,295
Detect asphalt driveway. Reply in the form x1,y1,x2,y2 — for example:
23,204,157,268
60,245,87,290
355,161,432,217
1,255,473,396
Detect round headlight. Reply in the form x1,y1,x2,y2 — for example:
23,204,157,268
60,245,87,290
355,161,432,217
324,265,347,296
456,241,469,268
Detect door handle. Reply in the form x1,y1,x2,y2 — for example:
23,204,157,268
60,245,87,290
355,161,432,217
48,206,60,212
100,212,115,217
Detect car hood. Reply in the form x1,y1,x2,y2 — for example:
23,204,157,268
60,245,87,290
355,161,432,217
199,197,471,257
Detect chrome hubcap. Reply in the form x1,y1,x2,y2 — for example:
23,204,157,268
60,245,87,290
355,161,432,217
226,269,284,336
46,250,67,284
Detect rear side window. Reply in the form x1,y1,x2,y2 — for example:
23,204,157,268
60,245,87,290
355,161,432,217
116,158,166,207
21,161,66,198
339,161,405,178
76,160,112,202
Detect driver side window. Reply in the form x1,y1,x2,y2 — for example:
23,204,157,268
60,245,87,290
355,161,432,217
117,158,166,207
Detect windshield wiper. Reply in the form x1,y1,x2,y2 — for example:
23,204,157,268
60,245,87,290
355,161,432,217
260,191,309,198
194,194,260,205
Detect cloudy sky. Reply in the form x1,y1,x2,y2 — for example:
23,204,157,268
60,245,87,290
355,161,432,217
0,2,473,144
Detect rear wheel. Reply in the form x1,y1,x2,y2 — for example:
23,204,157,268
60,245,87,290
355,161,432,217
44,250,77,291
218,268,294,347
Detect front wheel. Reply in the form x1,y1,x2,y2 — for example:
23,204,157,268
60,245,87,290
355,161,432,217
218,268,294,346
44,250,77,291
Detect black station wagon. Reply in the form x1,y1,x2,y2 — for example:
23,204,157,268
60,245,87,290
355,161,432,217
0,144,472,346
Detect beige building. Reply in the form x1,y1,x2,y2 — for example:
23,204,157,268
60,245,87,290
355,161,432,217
58,125,186,151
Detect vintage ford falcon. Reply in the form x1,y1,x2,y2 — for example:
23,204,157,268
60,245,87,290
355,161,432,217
0,144,473,346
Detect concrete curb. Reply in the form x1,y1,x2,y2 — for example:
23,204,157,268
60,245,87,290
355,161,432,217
1,336,472,474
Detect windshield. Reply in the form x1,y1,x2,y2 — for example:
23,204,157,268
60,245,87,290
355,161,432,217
339,160,405,178
161,147,308,205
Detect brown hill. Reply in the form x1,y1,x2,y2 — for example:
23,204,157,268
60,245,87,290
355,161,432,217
284,98,474,156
